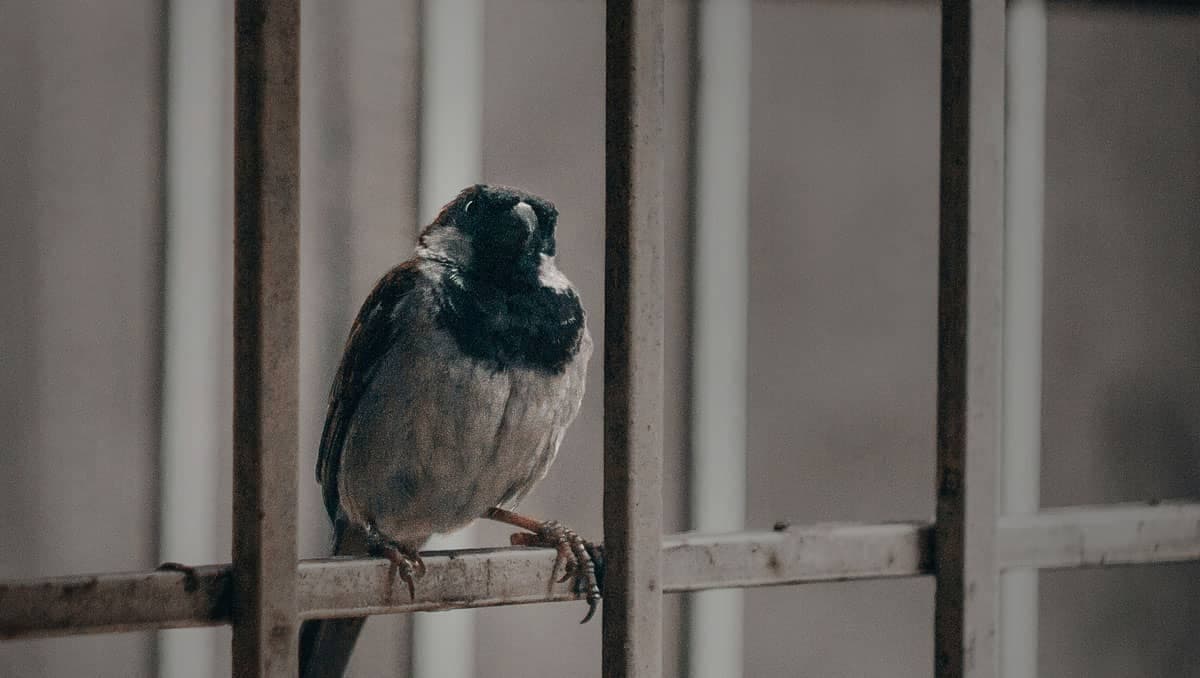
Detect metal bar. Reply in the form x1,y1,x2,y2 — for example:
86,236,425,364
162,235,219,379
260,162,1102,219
412,0,485,674
998,502,1200,570
1000,1,1046,676
936,2,1006,677
160,0,231,675
1,565,235,640
417,0,483,227
5,502,1200,641
233,1,301,676
665,522,934,592
605,0,666,676
687,1,751,677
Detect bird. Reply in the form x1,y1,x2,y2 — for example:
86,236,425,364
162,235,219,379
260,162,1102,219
298,184,599,678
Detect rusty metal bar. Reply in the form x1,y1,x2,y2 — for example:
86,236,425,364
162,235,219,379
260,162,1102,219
233,1,301,676
936,2,1006,677
5,502,1200,641
0,529,928,642
605,0,666,677
1,565,234,640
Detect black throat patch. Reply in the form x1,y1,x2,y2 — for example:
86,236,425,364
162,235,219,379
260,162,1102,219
435,269,585,373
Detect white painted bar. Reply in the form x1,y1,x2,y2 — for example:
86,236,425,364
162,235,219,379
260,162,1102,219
688,1,751,677
1000,2,1046,676
159,2,230,676
412,1,484,676
997,502,1200,570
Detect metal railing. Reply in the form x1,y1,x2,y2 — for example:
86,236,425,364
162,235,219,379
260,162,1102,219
2,1,1199,677
5,502,1200,636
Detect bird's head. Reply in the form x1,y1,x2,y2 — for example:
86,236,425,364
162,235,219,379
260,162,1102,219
416,184,559,287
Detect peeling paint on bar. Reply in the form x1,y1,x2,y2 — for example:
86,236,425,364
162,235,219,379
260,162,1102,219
3,502,1199,641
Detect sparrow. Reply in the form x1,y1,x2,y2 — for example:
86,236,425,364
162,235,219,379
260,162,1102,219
298,184,598,678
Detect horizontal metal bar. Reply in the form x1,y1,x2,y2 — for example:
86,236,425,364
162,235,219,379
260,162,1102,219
997,502,1200,570
0,564,234,639
300,547,581,619
664,522,934,592
4,502,1198,641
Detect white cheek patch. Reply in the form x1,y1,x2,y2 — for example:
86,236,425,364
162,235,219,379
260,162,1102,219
538,254,572,292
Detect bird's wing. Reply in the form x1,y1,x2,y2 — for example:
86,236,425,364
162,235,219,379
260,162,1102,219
316,259,424,522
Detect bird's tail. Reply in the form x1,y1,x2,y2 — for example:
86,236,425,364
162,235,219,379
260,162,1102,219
298,521,368,678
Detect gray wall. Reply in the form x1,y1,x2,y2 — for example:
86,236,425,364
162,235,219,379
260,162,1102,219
1040,8,1200,677
2,2,1198,677
0,2,163,676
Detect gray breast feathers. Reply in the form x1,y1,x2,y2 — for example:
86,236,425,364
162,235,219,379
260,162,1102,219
335,310,591,544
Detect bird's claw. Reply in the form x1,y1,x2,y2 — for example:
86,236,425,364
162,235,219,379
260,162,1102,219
367,527,425,600
382,548,424,600
510,520,602,623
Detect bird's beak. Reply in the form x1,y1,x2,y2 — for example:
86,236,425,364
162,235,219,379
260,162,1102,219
512,201,538,237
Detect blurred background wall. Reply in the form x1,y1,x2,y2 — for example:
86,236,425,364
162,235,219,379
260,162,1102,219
1,1,1198,677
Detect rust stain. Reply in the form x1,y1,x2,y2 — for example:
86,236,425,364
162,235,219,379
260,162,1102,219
269,623,290,642
60,579,99,597
157,562,201,593
210,570,234,621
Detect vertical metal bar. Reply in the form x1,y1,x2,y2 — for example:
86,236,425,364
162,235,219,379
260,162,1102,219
1000,2,1045,676
686,1,750,677
604,1,665,676
935,2,1005,678
233,1,300,676
161,1,231,676
412,0,484,675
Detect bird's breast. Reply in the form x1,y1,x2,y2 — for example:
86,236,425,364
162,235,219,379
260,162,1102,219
337,314,591,542
434,270,587,373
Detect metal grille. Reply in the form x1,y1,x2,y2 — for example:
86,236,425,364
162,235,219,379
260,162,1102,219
2,2,1198,677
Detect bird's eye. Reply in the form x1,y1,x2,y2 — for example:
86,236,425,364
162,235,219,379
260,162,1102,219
463,200,475,215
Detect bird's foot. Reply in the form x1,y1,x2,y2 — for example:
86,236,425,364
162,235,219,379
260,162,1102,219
485,507,603,623
366,526,425,600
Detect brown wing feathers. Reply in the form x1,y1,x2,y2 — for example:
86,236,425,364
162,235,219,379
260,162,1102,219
316,260,423,521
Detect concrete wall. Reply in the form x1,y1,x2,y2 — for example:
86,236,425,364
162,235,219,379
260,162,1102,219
1,2,1197,676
